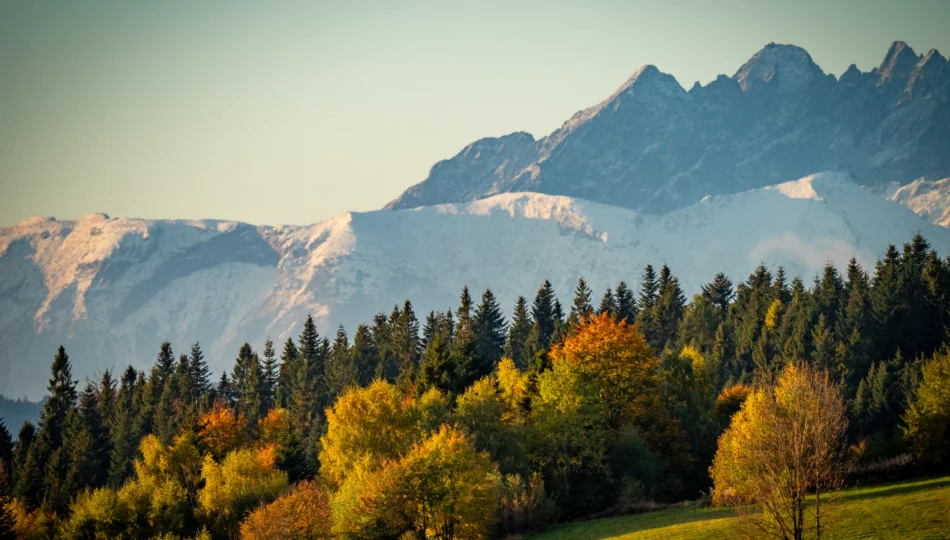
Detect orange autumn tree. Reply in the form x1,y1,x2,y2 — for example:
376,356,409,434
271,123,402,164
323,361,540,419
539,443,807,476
548,313,690,465
239,480,332,539
198,404,247,460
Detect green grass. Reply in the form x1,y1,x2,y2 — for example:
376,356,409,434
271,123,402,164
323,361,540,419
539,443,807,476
530,476,950,539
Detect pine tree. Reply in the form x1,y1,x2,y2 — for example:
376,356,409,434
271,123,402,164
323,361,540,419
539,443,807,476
614,281,638,323
261,338,278,412
473,288,507,378
351,323,379,387
174,353,197,427
326,325,357,403
598,287,616,317
504,296,533,369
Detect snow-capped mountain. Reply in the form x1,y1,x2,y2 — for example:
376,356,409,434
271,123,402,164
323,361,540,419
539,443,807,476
386,41,950,214
3,172,948,399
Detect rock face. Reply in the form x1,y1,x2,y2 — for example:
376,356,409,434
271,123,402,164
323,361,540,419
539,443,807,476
386,42,950,214
3,173,949,398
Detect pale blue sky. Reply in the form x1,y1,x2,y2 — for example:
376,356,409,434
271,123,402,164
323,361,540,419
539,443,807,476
2,0,949,226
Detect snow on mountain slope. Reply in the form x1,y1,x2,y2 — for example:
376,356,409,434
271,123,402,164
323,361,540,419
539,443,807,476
2,172,948,398
887,177,950,227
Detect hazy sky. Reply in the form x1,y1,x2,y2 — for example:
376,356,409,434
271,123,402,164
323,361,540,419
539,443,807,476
2,0,949,227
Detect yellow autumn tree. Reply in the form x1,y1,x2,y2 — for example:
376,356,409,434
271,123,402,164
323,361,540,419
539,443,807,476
903,348,950,466
239,480,332,539
319,380,416,486
336,425,500,539
710,363,847,540
198,447,288,537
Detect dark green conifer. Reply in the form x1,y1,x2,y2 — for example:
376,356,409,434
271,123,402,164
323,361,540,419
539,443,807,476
598,287,616,317
504,296,533,369
351,323,379,387
473,288,507,378
326,325,357,403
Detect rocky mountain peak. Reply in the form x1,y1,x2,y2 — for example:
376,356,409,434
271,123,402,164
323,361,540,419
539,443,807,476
733,42,824,93
876,40,920,86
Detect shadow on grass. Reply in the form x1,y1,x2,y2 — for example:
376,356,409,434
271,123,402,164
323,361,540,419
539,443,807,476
836,478,950,505
538,506,737,539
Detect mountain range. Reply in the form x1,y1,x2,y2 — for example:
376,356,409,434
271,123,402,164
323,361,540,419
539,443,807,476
387,41,950,214
2,41,949,398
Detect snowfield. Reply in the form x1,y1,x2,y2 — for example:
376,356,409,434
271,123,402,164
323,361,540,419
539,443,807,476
2,172,949,398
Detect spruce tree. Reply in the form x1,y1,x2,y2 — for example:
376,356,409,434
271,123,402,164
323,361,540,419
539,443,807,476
188,342,212,406
597,287,615,316
276,337,298,408
65,382,109,495
504,296,533,369
569,277,594,325
151,377,178,445
326,325,357,403
392,301,421,388
637,265,660,346
654,265,686,350
701,272,734,317
155,341,176,388
473,288,507,378
531,280,556,347
232,343,264,426
614,281,638,323
261,338,278,412
298,314,325,407
0,420,12,494
19,346,77,510
453,287,480,387
351,323,379,387
419,329,458,394
108,366,138,486
372,312,398,383
216,372,234,407
96,370,117,431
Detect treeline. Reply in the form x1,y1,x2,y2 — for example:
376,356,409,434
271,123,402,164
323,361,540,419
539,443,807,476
1,233,949,538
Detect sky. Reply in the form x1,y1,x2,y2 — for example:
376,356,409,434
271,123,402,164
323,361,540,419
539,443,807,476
1,0,949,227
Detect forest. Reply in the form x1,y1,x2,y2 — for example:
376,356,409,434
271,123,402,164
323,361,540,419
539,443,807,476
1,233,949,539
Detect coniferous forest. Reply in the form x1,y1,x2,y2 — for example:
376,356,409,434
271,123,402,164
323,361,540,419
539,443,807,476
2,234,950,539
